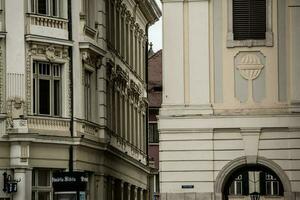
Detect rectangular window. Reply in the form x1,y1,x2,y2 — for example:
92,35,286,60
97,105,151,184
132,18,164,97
149,123,159,143
84,70,92,121
229,175,243,195
233,0,266,40
265,174,280,196
32,169,52,200
33,61,62,116
38,0,47,15
85,0,95,28
32,0,60,17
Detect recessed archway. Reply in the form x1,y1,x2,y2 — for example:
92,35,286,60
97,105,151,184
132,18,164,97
214,156,292,200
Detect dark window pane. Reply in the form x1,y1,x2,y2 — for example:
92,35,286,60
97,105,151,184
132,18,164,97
84,71,92,120
38,192,50,200
266,181,271,195
38,0,47,14
33,62,36,74
32,192,36,200
53,80,60,116
32,170,36,186
52,0,57,16
39,79,50,115
273,182,279,195
31,0,35,13
236,181,242,195
38,170,50,186
33,79,36,114
149,123,158,143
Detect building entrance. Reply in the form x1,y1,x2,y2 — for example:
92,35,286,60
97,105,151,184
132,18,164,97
224,165,284,200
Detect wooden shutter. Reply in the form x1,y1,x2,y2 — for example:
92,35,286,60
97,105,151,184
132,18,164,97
233,0,266,40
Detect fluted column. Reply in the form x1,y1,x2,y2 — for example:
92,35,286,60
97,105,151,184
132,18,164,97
120,181,124,200
137,188,143,200
125,183,131,200
111,178,115,200
115,179,124,200
143,189,149,200
107,177,115,200
130,185,138,200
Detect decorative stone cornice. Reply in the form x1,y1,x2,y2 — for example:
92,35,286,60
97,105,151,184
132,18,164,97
30,43,69,60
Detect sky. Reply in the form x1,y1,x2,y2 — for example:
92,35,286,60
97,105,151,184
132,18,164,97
148,0,162,52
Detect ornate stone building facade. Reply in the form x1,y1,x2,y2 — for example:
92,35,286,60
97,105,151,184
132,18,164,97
159,0,300,200
0,0,160,199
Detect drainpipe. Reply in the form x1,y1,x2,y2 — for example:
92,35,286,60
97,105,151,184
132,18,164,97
145,23,150,165
67,0,74,172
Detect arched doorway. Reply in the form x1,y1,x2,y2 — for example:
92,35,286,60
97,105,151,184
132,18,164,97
215,157,292,200
224,164,284,200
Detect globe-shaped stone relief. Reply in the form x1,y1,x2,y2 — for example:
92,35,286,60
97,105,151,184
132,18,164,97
237,54,264,81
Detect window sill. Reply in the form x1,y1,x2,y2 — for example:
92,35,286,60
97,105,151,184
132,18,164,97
84,25,97,39
27,13,68,21
263,195,283,198
226,32,273,48
228,195,246,197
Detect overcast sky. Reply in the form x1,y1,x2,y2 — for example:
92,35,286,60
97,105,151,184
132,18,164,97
148,0,162,52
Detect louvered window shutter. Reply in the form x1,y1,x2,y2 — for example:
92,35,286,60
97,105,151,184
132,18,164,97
233,0,266,40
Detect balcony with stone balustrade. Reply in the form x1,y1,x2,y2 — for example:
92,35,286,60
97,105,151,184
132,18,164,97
26,13,69,41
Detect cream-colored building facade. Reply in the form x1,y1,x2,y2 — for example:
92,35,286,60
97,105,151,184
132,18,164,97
0,0,160,199
159,0,300,200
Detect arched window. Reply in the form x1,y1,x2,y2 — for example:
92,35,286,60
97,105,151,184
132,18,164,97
224,165,284,200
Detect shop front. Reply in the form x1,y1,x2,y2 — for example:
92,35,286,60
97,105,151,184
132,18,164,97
52,172,88,200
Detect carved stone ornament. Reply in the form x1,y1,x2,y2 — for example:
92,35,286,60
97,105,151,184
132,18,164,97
45,45,56,61
139,97,148,111
128,80,142,101
116,65,129,87
236,53,264,103
82,50,101,68
6,97,26,128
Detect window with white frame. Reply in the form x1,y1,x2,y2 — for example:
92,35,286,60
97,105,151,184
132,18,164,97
32,169,53,200
32,61,62,116
229,174,243,195
265,173,280,196
31,0,61,17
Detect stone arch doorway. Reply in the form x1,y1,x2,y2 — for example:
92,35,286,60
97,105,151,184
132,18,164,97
215,156,293,200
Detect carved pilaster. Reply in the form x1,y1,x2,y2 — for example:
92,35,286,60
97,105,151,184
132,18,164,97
0,43,4,113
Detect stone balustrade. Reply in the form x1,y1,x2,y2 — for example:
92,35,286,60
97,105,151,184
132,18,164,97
27,13,68,30
27,116,70,133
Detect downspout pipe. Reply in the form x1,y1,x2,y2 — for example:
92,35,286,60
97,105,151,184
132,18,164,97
145,23,150,165
67,0,74,172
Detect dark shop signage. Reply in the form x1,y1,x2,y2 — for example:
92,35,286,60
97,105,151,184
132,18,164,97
52,172,88,192
2,172,18,193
